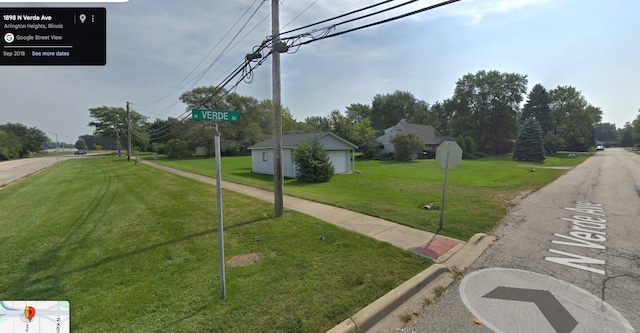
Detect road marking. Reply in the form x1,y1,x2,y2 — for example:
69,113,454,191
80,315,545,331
460,268,635,333
546,202,607,275
483,287,577,333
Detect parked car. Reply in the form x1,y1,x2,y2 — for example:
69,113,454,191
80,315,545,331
596,144,604,151
75,149,86,155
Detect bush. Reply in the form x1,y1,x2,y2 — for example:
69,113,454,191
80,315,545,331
465,136,477,154
150,143,166,154
293,138,334,183
166,139,192,159
390,132,424,161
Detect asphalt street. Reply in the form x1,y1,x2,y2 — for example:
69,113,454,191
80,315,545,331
404,148,640,333
0,156,68,188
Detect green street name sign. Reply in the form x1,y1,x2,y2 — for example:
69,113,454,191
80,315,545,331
191,109,240,122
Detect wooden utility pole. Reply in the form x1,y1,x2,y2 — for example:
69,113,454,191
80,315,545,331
272,0,284,217
127,101,132,161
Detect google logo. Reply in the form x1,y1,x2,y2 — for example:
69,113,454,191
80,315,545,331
4,32,14,43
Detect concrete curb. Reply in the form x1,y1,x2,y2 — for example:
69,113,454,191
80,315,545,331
327,264,450,333
326,233,497,333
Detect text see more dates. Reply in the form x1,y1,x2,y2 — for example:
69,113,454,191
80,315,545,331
1,8,106,65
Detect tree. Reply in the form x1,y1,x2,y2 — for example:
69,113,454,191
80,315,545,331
0,123,49,158
389,132,423,161
513,118,545,162
521,84,555,134
88,106,148,157
594,123,618,142
304,116,330,132
345,103,371,123
549,86,602,151
543,132,565,154
619,122,634,147
370,90,429,131
449,70,528,154
431,100,454,136
0,128,20,160
75,139,88,150
293,138,334,183
633,112,640,144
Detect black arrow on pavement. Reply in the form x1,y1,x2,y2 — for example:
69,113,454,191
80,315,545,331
483,287,578,333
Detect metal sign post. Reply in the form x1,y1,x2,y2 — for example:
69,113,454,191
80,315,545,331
214,121,226,300
191,109,240,300
435,141,463,230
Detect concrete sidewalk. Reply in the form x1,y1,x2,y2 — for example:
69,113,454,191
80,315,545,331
139,159,496,332
140,159,466,262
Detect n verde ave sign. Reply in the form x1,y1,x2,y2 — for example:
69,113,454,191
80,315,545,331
191,109,240,122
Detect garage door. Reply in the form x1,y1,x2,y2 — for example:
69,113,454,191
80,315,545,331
328,151,349,174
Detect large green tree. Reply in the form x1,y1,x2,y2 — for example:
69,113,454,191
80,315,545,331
449,70,528,154
594,123,618,143
179,87,305,155
345,103,371,123
88,106,148,156
618,122,635,147
0,128,19,160
548,86,602,151
521,84,555,134
370,90,430,131
0,123,49,158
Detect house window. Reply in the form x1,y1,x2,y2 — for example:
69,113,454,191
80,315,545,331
262,152,268,162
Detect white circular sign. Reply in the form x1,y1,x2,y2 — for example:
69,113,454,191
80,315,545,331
460,268,635,333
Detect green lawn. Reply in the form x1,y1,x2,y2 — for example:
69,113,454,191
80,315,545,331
152,152,591,240
0,157,430,332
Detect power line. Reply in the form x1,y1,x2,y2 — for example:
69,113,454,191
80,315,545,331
286,0,462,48
132,0,268,112
279,0,396,36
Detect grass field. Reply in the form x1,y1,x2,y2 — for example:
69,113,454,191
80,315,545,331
152,153,590,240
0,157,431,332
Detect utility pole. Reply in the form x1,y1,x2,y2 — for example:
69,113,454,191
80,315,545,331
272,0,284,217
127,101,132,161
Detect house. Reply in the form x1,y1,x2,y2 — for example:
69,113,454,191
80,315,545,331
247,132,358,178
376,120,455,153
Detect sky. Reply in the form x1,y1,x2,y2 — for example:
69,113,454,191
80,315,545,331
2,0,640,144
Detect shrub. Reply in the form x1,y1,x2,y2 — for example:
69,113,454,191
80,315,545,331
293,138,334,183
390,132,424,161
166,139,192,159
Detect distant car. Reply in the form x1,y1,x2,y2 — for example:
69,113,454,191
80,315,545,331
75,149,86,155
596,144,604,151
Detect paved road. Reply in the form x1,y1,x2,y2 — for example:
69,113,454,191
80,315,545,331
405,148,640,333
0,156,65,188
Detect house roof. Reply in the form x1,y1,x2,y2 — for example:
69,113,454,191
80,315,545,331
376,120,455,145
247,132,358,150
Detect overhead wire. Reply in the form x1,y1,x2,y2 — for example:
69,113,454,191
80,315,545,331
285,0,462,48
135,0,463,142
134,0,264,110
278,0,396,36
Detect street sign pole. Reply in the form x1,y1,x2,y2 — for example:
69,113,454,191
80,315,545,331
191,109,240,299
438,143,451,230
435,141,462,231
214,121,226,300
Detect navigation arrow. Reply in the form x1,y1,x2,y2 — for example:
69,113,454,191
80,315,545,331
483,287,578,333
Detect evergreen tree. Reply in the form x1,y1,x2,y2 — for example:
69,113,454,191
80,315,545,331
521,84,555,134
293,138,334,183
513,118,545,162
